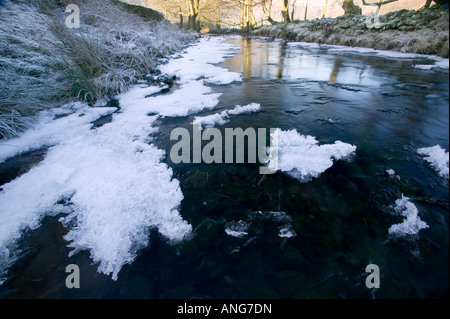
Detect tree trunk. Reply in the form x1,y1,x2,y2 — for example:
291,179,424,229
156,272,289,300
304,3,308,20
281,0,291,23
188,0,200,32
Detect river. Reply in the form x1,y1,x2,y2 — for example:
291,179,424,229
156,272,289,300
1,36,448,299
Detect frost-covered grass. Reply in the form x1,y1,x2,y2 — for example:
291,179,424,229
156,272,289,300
0,0,197,138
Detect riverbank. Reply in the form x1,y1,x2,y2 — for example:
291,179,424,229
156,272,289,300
251,8,449,58
0,0,197,138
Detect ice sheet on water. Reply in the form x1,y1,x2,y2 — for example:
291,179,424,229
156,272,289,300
321,44,449,70
118,37,242,118
417,145,449,179
0,36,242,282
0,104,192,281
388,195,429,237
268,129,357,182
119,80,222,117
160,37,242,85
0,102,117,164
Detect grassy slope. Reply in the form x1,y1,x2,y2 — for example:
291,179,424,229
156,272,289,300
0,0,196,138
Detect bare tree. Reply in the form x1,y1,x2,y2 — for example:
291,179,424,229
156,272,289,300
261,0,277,24
290,0,297,21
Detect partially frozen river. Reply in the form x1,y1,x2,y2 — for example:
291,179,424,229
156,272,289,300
0,36,448,298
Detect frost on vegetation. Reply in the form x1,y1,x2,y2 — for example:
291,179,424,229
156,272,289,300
0,0,197,138
417,145,449,179
388,195,429,237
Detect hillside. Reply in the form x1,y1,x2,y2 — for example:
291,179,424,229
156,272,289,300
0,0,196,138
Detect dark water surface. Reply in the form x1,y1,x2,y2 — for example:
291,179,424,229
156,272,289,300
1,36,448,299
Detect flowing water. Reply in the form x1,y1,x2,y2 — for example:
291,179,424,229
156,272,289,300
1,36,448,299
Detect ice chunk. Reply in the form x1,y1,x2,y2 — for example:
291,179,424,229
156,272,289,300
388,195,429,237
227,103,261,115
225,220,250,238
194,103,261,129
386,169,396,176
417,145,449,179
412,65,436,70
278,224,297,238
194,110,230,129
268,129,357,182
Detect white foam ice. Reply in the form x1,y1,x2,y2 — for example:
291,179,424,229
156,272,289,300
268,129,357,182
388,195,429,237
286,42,321,50
0,102,117,164
227,103,261,115
417,145,449,179
0,36,242,282
278,224,297,238
194,110,229,129
386,169,396,176
160,37,242,85
0,93,192,281
119,81,222,117
194,103,261,129
225,220,250,238
412,64,436,71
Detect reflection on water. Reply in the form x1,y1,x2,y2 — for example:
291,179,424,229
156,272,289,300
1,36,448,299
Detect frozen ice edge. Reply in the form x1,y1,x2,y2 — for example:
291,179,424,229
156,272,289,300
287,41,449,70
0,36,242,282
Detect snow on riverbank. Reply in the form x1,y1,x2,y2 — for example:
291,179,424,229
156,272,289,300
0,36,241,283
